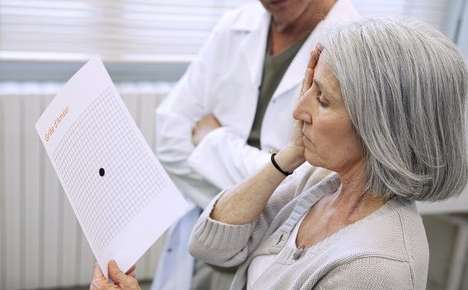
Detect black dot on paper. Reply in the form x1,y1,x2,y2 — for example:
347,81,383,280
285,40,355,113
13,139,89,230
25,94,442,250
99,168,105,177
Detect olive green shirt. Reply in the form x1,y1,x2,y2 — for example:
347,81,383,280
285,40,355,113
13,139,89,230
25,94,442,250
247,36,307,148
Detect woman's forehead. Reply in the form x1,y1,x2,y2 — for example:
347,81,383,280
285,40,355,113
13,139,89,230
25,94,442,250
314,58,341,97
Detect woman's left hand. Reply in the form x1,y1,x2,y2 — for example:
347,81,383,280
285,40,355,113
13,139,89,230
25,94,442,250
90,261,140,290
192,113,222,146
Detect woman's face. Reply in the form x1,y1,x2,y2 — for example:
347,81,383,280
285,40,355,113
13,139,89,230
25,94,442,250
293,58,363,173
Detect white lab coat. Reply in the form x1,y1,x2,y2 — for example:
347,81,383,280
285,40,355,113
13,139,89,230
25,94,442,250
152,1,360,290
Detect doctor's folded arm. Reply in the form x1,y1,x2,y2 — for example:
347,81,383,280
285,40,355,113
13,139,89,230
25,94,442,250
91,17,468,290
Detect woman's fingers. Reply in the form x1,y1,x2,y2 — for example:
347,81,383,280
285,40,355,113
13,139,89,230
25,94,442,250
307,43,323,70
93,264,105,280
301,43,323,96
90,279,115,290
108,260,141,290
90,264,115,290
302,68,313,95
108,260,128,283
90,262,139,290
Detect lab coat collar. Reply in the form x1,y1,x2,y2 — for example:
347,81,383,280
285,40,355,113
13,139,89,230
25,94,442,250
232,3,271,89
230,0,360,99
230,2,269,33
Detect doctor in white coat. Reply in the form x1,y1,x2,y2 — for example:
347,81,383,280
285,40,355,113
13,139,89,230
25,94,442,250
152,1,360,289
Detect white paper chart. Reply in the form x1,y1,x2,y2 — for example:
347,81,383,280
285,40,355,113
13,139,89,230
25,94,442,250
35,58,192,277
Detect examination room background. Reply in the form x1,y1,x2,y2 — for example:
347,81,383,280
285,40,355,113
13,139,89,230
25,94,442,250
1,0,468,289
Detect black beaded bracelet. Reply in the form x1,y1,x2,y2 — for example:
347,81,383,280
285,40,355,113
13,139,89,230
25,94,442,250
271,153,293,176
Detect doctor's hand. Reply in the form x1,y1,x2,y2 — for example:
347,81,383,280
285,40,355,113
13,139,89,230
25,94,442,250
90,261,140,290
192,113,222,146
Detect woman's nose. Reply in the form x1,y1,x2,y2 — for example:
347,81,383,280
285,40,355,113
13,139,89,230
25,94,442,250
293,99,312,124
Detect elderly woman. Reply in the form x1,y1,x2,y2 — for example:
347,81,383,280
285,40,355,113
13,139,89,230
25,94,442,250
91,18,467,290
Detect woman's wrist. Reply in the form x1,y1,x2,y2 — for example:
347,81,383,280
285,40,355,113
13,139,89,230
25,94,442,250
274,146,305,173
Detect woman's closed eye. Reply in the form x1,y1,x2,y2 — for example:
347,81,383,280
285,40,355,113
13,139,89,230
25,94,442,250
316,95,329,107
312,80,330,108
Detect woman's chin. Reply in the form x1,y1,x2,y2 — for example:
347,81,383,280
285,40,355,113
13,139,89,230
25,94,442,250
304,149,322,167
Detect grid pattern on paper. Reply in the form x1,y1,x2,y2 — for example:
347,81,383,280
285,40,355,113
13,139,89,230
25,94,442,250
53,87,170,252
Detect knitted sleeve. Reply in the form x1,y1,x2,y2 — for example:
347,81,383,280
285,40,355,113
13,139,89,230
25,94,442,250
188,165,320,267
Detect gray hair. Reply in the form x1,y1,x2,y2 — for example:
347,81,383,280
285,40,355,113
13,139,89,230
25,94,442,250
321,18,468,201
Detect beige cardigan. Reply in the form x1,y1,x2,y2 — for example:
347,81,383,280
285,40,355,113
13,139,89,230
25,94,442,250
189,166,429,290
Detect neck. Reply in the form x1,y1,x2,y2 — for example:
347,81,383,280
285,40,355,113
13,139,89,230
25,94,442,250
331,160,385,220
268,0,336,55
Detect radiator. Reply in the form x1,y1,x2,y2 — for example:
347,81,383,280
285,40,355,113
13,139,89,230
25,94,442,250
0,82,172,290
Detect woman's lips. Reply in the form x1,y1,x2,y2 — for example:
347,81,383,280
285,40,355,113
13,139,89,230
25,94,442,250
270,0,288,6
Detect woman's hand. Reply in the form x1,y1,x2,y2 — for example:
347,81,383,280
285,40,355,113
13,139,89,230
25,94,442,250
279,44,323,171
292,46,321,147
192,113,222,146
90,261,140,290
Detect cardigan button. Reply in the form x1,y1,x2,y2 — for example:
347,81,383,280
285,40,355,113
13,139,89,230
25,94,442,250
293,247,305,260
276,233,284,245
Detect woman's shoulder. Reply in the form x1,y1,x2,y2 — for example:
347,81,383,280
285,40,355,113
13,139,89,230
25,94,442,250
335,198,427,258
315,255,415,290
322,198,429,288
